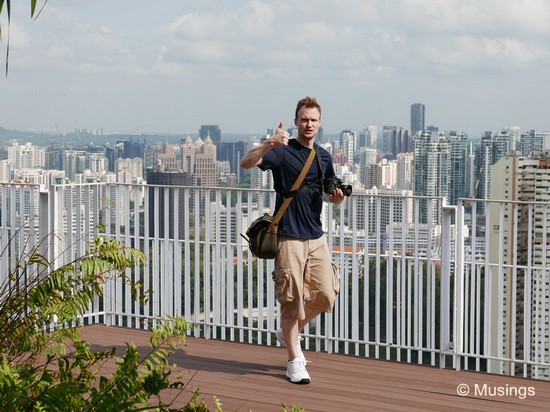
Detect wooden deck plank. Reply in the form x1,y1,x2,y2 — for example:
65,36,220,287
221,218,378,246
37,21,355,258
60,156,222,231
79,325,550,412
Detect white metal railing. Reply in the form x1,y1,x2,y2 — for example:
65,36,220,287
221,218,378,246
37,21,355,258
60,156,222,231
1,181,549,380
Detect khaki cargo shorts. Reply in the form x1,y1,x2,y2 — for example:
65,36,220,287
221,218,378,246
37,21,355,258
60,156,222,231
272,234,340,320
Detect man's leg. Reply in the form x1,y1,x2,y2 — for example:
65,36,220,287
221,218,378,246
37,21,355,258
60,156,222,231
298,307,321,332
282,307,321,361
281,317,300,361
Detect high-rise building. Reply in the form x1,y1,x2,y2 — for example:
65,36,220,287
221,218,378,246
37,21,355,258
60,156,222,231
474,134,493,215
396,152,414,191
520,129,548,156
340,130,356,167
465,142,476,198
381,126,397,156
359,126,378,150
488,154,550,378
199,125,222,160
181,134,195,173
390,127,412,158
506,126,521,152
492,130,512,162
7,142,45,169
193,136,218,216
363,159,395,190
62,150,86,182
358,148,378,187
448,131,468,205
146,170,191,239
199,125,221,146
121,139,145,159
350,187,413,232
413,131,450,224
219,141,247,176
45,143,64,171
410,103,425,137
116,158,143,183
157,143,179,171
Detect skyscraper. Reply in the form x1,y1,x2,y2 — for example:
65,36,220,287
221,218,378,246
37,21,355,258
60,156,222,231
199,125,222,159
448,131,468,205
359,126,378,150
199,125,221,146
146,170,191,239
396,152,414,191
381,126,397,156
340,130,356,167
474,133,493,214
520,129,546,156
410,103,425,137
488,154,550,378
413,131,450,224
193,136,218,216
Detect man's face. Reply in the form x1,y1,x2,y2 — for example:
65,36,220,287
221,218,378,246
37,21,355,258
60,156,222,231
295,106,321,141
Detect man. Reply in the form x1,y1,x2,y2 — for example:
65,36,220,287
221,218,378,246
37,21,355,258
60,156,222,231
241,97,345,384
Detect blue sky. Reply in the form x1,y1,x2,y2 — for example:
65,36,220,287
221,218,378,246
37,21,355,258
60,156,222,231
1,0,549,137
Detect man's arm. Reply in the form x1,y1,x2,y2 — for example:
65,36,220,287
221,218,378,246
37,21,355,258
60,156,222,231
240,121,289,169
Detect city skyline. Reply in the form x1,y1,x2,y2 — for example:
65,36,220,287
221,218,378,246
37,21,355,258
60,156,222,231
1,1,549,137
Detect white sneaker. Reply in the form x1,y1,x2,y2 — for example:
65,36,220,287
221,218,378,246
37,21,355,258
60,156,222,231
286,358,311,384
276,329,307,363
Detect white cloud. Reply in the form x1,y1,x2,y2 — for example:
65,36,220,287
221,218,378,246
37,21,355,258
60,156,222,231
1,0,549,134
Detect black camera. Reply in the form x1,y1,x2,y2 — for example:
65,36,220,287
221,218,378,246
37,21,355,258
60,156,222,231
324,177,352,197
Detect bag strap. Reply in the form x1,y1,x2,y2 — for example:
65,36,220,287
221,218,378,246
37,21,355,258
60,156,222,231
271,146,317,227
286,143,323,197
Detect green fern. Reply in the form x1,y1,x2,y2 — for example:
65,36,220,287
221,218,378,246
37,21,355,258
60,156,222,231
0,230,220,411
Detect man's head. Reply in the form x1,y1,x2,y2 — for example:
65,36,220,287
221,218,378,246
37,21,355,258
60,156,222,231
294,96,322,142
294,96,322,120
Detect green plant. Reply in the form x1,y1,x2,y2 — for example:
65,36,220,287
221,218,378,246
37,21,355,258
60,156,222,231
283,406,306,412
0,0,48,75
0,231,219,410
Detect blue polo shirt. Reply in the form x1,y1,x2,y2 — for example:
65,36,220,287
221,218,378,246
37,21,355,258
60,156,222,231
259,139,336,239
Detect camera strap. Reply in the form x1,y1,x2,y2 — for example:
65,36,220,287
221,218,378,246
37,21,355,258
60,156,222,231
286,143,324,197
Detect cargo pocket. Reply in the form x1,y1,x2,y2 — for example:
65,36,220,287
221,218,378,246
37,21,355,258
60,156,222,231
272,269,295,304
331,263,340,295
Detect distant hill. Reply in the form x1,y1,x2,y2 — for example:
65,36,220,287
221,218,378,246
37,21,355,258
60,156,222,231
0,127,262,147
0,127,172,147
0,127,37,141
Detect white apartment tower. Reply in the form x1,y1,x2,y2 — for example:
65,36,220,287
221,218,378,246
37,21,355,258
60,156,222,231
449,132,468,205
350,187,413,233
396,152,414,191
340,130,356,168
7,141,45,169
413,131,450,224
488,154,550,378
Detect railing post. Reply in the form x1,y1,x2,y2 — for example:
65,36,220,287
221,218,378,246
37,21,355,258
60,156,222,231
440,206,456,368
38,186,49,260
454,203,466,371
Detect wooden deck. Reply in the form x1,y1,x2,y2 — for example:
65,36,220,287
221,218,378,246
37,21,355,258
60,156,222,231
79,325,550,412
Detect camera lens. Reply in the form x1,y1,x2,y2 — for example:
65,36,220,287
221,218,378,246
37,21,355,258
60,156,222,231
342,185,353,196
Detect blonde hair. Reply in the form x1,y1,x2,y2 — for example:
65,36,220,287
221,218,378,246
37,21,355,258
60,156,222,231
295,96,321,119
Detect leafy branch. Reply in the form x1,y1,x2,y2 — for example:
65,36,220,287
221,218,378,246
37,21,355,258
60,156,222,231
0,227,219,410
0,0,48,75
